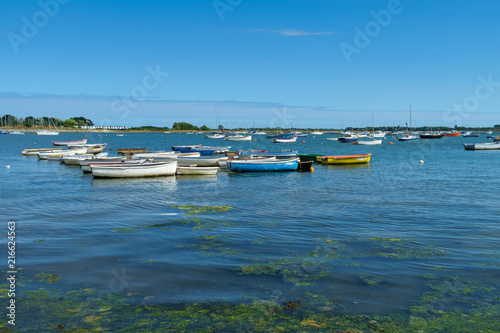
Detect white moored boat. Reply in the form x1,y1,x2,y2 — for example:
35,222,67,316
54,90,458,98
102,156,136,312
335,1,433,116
35,130,59,136
67,143,107,154
130,151,176,159
273,134,297,143
356,139,382,145
464,142,500,150
176,166,220,175
53,139,87,146
37,148,87,160
177,155,227,167
225,135,252,141
218,156,276,169
80,158,144,173
206,133,225,139
91,161,177,178
22,147,63,156
60,153,108,165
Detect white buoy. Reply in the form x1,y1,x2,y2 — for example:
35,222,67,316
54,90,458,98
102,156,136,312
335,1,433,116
419,160,424,164
5,165,10,169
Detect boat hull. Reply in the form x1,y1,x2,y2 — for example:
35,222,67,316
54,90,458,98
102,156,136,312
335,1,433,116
298,154,321,161
319,154,371,165
206,134,225,139
225,135,252,141
176,166,219,175
91,161,177,178
227,158,299,172
177,156,225,167
37,148,87,160
356,140,382,145
116,148,148,156
419,133,443,139
67,144,107,154
35,131,59,135
53,139,87,146
22,147,63,156
464,142,500,150
338,137,358,143
81,159,144,172
398,135,419,142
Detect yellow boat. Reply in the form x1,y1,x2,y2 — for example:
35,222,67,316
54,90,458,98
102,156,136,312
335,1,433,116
319,153,371,165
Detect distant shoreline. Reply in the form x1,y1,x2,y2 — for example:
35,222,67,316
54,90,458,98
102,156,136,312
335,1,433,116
0,126,498,134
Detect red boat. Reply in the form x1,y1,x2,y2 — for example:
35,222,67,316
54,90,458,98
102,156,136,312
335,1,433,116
52,139,88,146
442,131,460,137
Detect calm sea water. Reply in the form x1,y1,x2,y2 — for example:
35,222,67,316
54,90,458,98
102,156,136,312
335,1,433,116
1,132,499,328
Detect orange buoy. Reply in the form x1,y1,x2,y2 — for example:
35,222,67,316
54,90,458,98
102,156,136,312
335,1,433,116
425,139,428,142
389,142,393,145
302,140,305,143
254,139,257,141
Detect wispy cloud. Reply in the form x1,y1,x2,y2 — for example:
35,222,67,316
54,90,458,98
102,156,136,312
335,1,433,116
249,28,335,36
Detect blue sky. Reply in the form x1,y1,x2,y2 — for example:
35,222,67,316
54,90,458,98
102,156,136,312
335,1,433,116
1,0,500,128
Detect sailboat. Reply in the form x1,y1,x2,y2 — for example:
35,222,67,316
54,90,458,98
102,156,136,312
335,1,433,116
310,115,324,135
398,105,418,142
357,100,382,145
36,114,59,135
206,110,225,139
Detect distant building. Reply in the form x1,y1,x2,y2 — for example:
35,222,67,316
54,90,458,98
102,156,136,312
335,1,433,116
79,125,126,130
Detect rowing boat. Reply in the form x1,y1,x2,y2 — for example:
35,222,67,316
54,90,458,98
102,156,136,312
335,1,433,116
22,147,63,156
91,161,177,178
463,142,500,150
176,166,220,175
319,154,371,165
53,139,88,146
227,157,299,172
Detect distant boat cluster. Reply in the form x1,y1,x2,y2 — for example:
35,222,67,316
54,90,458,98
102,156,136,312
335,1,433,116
16,128,500,178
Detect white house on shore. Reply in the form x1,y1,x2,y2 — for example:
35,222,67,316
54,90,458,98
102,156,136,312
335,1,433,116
79,126,126,130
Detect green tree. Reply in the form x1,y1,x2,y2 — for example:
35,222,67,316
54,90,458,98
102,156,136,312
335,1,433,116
63,119,79,127
71,117,94,126
1,114,18,126
24,116,36,127
200,125,209,131
172,122,199,131
51,118,64,127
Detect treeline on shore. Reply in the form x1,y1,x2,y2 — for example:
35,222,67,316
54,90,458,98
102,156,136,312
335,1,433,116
1,114,499,132
1,114,93,128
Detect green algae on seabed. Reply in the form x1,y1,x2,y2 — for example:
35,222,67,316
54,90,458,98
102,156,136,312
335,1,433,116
177,234,242,256
5,276,500,332
238,256,329,286
170,204,234,215
36,273,61,284
111,216,235,234
359,273,384,287
112,227,135,233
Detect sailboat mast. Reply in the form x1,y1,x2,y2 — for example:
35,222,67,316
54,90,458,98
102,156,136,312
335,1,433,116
371,99,374,135
409,105,412,133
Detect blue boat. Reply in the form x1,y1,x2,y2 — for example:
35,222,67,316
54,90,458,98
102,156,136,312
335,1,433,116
177,148,215,156
273,133,297,143
248,150,298,158
338,136,358,143
398,134,419,142
227,157,299,172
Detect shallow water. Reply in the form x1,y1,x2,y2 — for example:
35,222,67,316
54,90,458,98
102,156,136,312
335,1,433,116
1,132,499,330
